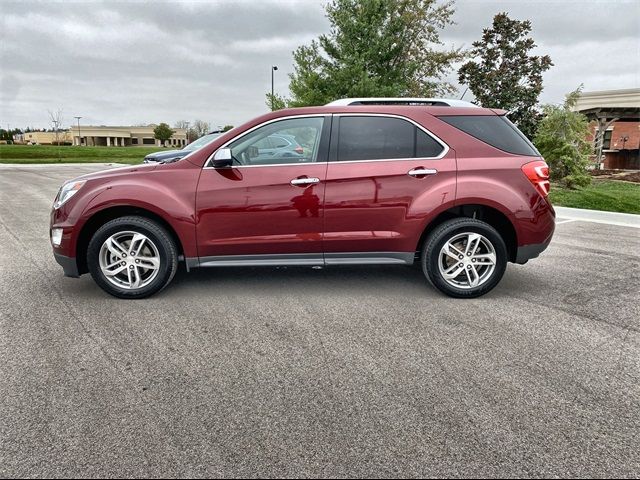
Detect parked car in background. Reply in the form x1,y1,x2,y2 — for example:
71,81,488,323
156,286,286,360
50,98,555,299
143,132,222,164
250,133,306,164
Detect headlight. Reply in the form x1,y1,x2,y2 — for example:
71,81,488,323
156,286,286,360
53,180,86,209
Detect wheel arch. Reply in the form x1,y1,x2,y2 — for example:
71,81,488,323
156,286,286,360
416,203,518,262
76,205,185,275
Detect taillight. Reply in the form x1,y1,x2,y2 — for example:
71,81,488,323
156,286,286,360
294,146,304,154
522,160,550,197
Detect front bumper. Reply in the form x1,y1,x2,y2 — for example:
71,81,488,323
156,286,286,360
54,253,80,278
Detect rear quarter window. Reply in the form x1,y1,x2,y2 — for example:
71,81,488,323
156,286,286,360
439,115,539,156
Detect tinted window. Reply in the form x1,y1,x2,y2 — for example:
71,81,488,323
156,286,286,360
228,117,324,166
270,135,290,148
254,137,271,149
439,115,539,156
338,116,414,161
416,129,444,158
337,116,444,161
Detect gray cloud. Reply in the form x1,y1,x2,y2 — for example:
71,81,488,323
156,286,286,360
1,0,638,130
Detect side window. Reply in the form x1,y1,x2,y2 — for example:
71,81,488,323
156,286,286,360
337,116,444,161
416,129,445,158
254,137,272,150
228,117,324,166
338,116,414,161
438,115,539,156
270,135,290,149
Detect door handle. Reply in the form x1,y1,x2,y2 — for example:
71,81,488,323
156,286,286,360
408,168,437,177
290,177,320,186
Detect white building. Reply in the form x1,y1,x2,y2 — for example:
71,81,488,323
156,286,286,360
68,125,187,147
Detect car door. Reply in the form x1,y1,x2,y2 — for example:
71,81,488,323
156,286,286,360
323,114,456,264
195,115,331,265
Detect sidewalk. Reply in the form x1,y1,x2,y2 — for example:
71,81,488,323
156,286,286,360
555,206,640,229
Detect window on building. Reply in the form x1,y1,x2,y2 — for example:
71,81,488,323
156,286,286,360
142,138,155,145
602,130,613,150
131,138,138,145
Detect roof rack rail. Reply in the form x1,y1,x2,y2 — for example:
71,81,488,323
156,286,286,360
326,97,479,108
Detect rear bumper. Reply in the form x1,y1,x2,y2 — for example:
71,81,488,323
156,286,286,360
515,236,552,264
54,253,80,278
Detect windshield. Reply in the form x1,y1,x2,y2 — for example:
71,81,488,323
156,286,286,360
184,133,221,151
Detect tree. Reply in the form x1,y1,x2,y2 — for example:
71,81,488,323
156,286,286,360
533,87,591,189
222,125,234,132
265,93,288,111
153,123,175,145
458,12,553,139
0,128,22,142
192,119,210,138
47,109,64,145
270,0,464,107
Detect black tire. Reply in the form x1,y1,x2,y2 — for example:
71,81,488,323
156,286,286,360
421,218,508,298
87,216,178,299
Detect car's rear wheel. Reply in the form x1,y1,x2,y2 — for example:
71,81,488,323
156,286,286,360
87,216,178,299
421,218,507,298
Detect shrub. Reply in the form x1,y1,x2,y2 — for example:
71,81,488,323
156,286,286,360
534,87,592,188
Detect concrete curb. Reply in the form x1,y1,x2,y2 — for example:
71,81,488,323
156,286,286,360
555,206,640,229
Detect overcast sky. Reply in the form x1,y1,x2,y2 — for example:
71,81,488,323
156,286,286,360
1,0,638,130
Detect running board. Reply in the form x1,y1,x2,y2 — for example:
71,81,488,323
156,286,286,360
186,252,414,269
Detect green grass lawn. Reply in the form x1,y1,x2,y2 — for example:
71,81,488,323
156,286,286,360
0,144,160,164
549,180,640,214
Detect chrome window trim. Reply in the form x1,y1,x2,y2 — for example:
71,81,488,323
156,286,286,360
333,113,449,162
203,113,449,169
204,114,328,169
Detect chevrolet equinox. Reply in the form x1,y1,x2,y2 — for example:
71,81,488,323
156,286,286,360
50,98,555,299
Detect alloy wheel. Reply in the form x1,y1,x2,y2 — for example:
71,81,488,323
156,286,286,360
98,231,161,290
438,232,497,289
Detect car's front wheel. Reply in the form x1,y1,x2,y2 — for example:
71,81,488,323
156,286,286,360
421,218,508,298
87,216,178,299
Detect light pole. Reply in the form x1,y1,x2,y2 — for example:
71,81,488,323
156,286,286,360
74,116,82,146
271,65,278,111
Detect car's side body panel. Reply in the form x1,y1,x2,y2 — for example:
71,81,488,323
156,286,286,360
50,161,200,260
194,163,328,257
323,155,457,254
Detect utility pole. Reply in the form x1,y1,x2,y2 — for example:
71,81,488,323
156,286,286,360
271,65,278,111
74,116,82,146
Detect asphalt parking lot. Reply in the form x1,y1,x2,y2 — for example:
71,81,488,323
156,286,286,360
1,164,639,478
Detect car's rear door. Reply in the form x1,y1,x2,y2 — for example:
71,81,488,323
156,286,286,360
195,115,331,265
323,114,456,264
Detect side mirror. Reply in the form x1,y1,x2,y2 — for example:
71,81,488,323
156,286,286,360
211,148,232,168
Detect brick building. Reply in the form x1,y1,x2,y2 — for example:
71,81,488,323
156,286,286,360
573,88,640,170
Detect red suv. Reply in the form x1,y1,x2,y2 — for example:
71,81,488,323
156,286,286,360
50,99,554,299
